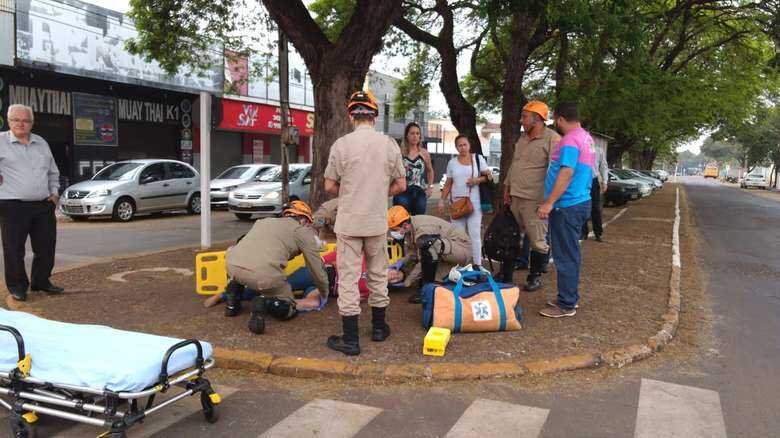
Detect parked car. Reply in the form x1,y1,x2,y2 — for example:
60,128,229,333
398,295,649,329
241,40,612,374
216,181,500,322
228,164,312,220
653,169,669,181
636,169,664,182
627,169,663,190
60,159,201,222
740,172,769,189
605,176,641,206
609,169,653,197
210,164,275,207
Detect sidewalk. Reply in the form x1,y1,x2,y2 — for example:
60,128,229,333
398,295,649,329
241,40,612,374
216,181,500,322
6,187,682,379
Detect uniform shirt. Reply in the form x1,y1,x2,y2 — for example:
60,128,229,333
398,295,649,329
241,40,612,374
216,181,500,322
504,127,560,201
400,215,471,287
0,131,60,200
324,124,405,237
312,198,339,229
544,127,596,208
226,217,329,293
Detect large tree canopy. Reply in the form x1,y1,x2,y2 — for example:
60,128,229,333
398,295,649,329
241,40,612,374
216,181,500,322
127,0,402,207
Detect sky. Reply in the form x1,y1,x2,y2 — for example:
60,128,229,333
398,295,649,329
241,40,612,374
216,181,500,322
85,0,704,154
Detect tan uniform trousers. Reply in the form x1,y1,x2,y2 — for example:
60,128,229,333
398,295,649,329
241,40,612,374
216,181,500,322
226,264,293,299
510,196,549,254
336,234,389,316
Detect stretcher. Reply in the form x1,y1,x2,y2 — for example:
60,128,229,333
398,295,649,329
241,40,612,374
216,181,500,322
0,309,219,438
196,241,405,295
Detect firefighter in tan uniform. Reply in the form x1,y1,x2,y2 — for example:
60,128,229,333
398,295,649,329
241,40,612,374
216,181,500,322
387,206,472,302
502,100,560,291
312,197,339,239
224,201,331,334
323,90,406,356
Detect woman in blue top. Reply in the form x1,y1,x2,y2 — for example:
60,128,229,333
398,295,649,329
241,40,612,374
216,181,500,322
393,122,435,215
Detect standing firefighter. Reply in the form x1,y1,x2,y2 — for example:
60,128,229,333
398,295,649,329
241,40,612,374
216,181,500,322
323,90,406,356
223,201,331,333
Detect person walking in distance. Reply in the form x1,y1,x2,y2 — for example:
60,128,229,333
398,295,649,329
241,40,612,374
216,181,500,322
502,100,560,288
538,102,596,318
0,104,63,301
323,90,406,356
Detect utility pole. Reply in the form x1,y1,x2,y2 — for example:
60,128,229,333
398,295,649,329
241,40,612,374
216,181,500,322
278,28,290,204
199,92,212,249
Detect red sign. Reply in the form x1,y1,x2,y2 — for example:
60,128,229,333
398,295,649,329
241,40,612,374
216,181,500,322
218,99,314,136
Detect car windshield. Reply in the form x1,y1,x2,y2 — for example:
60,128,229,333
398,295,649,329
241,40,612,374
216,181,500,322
613,169,637,179
216,166,253,180
92,163,143,181
257,166,308,182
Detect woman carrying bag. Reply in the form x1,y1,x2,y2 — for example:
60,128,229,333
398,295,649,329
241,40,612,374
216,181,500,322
438,134,493,267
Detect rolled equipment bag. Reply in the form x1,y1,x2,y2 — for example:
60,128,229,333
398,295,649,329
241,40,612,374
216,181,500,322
421,271,522,333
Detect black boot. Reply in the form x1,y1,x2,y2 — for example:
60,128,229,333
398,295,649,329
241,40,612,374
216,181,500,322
327,315,360,356
500,252,517,283
247,295,268,334
224,280,244,317
371,307,391,342
523,251,545,292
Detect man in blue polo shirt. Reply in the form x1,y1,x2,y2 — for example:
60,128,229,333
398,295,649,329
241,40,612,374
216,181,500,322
537,102,596,318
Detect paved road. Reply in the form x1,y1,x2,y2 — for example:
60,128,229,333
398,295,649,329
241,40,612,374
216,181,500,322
3,179,778,437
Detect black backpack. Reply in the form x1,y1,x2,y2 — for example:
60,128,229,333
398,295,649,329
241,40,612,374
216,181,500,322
482,207,522,270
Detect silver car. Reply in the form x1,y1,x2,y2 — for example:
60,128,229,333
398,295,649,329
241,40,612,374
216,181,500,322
210,164,275,207
60,159,201,222
626,169,663,190
228,164,312,221
610,169,653,197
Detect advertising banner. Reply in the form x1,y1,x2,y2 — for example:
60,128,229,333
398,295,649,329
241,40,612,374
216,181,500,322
72,92,118,146
218,99,314,136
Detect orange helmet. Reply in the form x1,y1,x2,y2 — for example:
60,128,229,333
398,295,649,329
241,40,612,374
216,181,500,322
283,200,313,222
522,100,549,121
347,90,379,116
387,205,411,229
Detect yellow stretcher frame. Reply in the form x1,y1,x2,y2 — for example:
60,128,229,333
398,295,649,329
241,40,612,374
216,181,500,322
195,242,404,295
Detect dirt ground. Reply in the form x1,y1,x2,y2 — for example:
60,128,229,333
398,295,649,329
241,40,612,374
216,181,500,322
20,188,677,364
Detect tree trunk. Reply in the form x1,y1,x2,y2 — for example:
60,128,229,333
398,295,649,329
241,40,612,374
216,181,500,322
262,0,403,209
608,133,635,167
630,148,657,170
555,31,568,101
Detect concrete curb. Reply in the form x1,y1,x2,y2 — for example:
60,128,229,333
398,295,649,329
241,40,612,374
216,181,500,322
4,187,685,381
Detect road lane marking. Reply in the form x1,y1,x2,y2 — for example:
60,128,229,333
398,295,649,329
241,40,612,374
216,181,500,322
588,206,628,239
635,378,727,438
445,398,549,438
259,398,382,438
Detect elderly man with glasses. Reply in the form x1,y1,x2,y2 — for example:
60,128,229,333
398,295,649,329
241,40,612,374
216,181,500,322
0,104,63,301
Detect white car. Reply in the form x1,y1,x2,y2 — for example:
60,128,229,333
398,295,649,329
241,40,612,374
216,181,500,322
61,159,201,222
210,164,275,207
653,169,669,181
741,173,769,189
228,164,312,220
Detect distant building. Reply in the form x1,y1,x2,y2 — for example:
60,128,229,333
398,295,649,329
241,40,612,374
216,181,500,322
365,70,430,142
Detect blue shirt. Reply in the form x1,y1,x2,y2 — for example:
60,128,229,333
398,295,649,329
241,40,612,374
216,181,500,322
544,127,596,208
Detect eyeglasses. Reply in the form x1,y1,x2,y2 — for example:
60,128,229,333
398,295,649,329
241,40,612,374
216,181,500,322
8,118,33,124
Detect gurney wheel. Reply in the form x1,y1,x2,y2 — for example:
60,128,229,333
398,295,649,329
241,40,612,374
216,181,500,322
200,391,220,423
9,417,36,438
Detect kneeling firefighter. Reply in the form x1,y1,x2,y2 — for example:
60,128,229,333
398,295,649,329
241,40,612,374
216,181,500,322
387,206,473,303
224,201,332,334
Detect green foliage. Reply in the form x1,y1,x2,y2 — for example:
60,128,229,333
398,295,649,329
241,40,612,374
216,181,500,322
393,46,436,118
309,0,356,43
700,137,741,162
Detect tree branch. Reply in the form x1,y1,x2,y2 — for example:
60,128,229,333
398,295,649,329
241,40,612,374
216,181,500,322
261,0,331,74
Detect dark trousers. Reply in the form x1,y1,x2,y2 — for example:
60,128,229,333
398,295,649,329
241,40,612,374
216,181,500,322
0,200,57,291
582,178,604,238
550,201,591,310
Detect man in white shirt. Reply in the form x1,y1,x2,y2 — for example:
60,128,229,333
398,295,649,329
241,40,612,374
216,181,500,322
0,104,63,301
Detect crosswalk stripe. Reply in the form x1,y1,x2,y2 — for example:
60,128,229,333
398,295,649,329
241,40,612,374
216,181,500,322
445,398,549,438
258,398,382,438
53,385,237,438
635,378,727,438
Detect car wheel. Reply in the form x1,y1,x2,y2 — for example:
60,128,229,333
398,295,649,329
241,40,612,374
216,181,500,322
187,192,201,214
112,198,136,222
234,213,253,221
